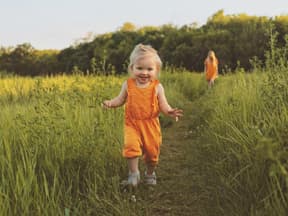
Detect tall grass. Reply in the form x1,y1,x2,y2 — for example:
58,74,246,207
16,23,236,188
0,75,128,215
3,59,287,215
0,71,202,215
194,33,288,215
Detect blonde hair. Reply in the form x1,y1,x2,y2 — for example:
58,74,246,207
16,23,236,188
207,50,217,65
128,44,162,72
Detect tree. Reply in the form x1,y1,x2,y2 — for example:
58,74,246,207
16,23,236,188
120,22,136,32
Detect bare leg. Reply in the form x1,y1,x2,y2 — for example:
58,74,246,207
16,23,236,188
126,157,140,186
208,79,214,88
146,164,156,175
127,157,139,173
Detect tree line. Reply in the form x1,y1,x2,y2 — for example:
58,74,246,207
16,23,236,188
1,10,288,76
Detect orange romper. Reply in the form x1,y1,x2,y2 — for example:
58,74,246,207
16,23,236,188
205,58,218,81
123,78,162,166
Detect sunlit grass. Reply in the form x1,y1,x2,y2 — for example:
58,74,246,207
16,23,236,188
0,68,287,215
197,70,288,216
0,71,203,215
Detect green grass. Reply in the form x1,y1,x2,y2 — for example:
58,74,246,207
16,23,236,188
0,69,287,215
193,70,288,215
0,72,204,215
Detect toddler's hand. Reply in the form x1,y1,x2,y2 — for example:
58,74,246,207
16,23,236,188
102,100,112,108
167,108,183,122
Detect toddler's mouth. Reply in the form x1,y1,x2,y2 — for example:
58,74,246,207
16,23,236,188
139,75,149,78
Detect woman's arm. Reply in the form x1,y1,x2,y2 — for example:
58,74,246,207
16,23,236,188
157,84,183,121
103,81,127,108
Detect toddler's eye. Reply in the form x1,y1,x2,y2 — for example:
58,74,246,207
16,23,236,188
136,67,142,70
148,68,154,71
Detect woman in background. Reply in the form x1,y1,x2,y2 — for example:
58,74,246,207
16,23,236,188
204,50,219,88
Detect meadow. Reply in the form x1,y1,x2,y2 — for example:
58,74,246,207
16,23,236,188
0,72,203,215
193,70,288,216
0,66,287,215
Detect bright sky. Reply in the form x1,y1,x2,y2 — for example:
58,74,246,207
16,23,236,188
1,0,287,50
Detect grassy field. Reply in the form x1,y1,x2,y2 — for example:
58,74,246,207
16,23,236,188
0,68,287,215
191,69,288,216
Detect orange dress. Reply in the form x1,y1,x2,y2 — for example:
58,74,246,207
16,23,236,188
123,78,162,166
205,58,218,81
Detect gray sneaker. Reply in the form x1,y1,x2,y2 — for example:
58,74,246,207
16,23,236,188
127,171,140,187
144,171,157,185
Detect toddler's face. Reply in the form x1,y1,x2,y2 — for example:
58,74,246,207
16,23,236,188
131,56,159,85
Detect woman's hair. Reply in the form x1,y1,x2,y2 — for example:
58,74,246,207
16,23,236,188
207,50,217,63
128,44,162,72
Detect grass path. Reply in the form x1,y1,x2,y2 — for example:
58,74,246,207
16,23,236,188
127,99,218,216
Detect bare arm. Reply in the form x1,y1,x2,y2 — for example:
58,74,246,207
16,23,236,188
103,81,127,108
157,84,183,121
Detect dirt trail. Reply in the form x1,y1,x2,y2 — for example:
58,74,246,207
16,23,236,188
135,101,213,216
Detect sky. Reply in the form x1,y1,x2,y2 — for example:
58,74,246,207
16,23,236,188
1,0,288,50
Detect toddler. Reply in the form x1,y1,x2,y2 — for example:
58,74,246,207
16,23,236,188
103,44,183,186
